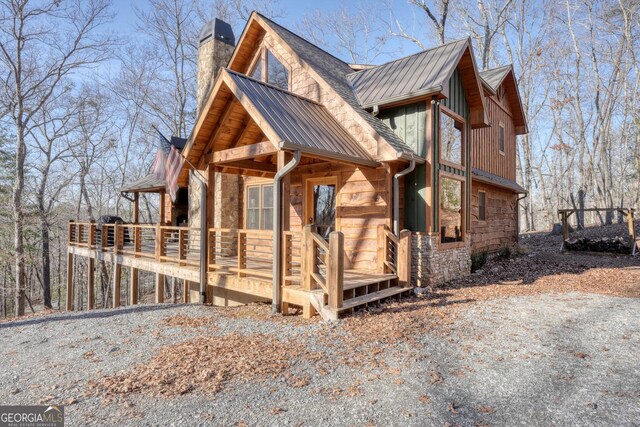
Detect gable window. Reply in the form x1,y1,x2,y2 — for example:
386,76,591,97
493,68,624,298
498,122,505,154
440,177,464,243
246,183,273,230
248,47,290,91
440,108,464,166
267,50,289,90
478,191,486,221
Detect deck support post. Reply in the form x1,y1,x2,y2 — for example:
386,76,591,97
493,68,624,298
327,231,344,311
66,252,74,311
155,273,165,303
112,263,121,308
398,230,412,287
182,279,189,303
129,267,138,305
88,257,95,310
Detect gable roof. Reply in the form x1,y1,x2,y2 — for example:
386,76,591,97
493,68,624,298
347,39,468,108
225,69,377,166
479,65,511,92
231,12,416,161
479,65,528,135
182,67,378,169
347,38,489,129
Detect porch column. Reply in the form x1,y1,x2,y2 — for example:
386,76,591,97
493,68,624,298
159,190,166,224
133,192,139,224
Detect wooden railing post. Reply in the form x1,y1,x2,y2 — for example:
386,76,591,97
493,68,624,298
78,223,84,246
238,230,246,277
377,224,387,274
113,223,121,254
283,232,292,286
301,225,313,291
327,231,344,311
155,225,164,262
398,230,412,287
134,226,141,258
178,229,187,266
88,221,96,249
208,229,216,268
68,220,75,245
101,225,107,251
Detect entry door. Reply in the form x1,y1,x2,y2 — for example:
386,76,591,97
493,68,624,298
305,177,337,240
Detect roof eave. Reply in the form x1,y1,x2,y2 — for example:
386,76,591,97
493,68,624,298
278,140,379,168
361,86,443,109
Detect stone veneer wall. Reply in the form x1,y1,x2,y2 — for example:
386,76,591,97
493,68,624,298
411,233,471,288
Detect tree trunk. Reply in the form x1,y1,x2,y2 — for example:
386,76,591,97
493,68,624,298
13,125,26,316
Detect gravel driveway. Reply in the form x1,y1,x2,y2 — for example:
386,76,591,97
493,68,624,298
1,289,638,427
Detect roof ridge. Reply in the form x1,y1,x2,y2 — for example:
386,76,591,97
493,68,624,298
346,38,469,77
224,68,324,106
254,12,351,69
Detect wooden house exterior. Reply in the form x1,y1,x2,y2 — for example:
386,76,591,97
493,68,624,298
66,13,527,319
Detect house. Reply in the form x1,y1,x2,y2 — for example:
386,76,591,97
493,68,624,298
66,13,527,320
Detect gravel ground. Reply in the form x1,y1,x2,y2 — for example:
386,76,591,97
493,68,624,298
1,289,639,426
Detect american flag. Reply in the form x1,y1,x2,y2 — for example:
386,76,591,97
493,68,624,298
151,129,184,202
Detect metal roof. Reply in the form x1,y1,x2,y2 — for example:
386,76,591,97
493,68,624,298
257,14,415,159
121,174,166,193
479,65,511,91
225,69,378,167
347,39,469,108
472,168,527,194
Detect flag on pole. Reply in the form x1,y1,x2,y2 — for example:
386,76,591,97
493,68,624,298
151,128,184,202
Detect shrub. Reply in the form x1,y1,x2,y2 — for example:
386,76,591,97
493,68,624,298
471,250,488,272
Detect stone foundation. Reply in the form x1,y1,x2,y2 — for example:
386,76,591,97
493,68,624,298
411,233,471,288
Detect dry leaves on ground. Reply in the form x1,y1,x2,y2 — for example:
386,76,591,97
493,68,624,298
162,314,217,328
88,333,314,397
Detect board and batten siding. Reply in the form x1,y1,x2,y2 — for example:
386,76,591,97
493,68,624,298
470,91,517,181
379,102,427,232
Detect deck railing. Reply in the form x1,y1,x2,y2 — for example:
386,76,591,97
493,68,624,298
377,225,412,287
68,221,201,266
301,225,344,311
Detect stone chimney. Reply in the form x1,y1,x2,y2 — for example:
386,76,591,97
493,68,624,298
197,18,235,115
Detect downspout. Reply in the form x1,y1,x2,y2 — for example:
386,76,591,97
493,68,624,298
393,158,416,235
516,193,528,244
190,170,208,303
272,150,301,314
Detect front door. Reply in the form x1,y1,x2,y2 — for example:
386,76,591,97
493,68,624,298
305,177,337,240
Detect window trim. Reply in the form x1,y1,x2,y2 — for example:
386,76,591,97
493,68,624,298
244,180,274,230
478,190,486,222
246,43,292,90
439,105,466,170
498,121,505,155
438,172,466,248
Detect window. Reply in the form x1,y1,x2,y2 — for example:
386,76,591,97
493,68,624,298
478,191,486,221
267,50,289,90
440,177,464,244
248,47,289,90
246,183,273,230
498,122,505,154
440,109,464,166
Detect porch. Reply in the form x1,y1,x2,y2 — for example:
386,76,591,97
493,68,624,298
66,221,412,320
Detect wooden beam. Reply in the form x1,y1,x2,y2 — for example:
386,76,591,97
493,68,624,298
130,267,138,305
155,273,165,303
159,191,166,224
133,192,139,224
88,257,95,310
198,99,240,168
66,252,73,311
207,141,278,164
112,263,121,308
220,159,277,173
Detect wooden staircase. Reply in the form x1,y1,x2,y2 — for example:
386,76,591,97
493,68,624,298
297,224,413,321
308,273,411,320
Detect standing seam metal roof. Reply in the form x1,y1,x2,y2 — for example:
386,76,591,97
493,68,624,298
346,39,469,108
225,69,377,166
256,14,415,159
479,66,512,91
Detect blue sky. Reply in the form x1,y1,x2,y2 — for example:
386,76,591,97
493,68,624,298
108,0,424,64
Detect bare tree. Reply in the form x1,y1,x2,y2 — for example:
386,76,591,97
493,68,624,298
0,0,114,316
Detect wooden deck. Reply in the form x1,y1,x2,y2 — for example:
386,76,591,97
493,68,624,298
66,221,412,320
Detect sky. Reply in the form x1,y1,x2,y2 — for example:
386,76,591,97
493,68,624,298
107,0,425,65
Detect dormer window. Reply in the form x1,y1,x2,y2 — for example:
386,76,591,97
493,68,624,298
248,46,290,91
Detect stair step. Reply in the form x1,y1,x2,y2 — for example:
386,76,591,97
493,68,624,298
339,286,410,311
343,274,397,290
